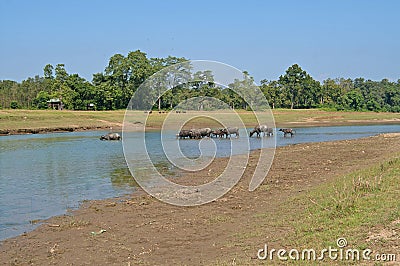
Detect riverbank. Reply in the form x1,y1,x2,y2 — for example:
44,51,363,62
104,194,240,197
1,133,399,265
1,109,399,135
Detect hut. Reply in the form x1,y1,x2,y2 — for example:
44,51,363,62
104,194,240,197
47,98,63,110
87,103,95,110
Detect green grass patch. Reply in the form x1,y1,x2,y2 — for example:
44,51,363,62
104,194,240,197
227,155,400,265
281,156,400,250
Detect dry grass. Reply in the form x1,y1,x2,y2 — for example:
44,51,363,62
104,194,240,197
1,109,399,132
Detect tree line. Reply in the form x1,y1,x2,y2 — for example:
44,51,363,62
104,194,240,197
0,50,399,112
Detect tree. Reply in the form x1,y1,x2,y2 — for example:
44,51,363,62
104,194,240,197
33,91,51,109
343,90,364,110
260,79,278,109
321,78,343,106
278,64,321,109
101,50,153,109
2,52,399,113
149,56,188,111
55,64,68,82
43,64,54,79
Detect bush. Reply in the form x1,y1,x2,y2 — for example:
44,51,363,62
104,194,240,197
10,101,19,109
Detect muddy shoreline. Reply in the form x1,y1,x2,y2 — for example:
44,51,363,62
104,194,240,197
1,133,399,265
0,126,121,136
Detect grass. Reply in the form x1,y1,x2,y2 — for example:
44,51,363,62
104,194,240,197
252,155,400,257
0,109,399,132
218,153,400,265
0,109,126,131
221,155,400,265
272,108,400,124
288,156,400,249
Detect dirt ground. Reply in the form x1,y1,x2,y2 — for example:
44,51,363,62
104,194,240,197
1,133,400,265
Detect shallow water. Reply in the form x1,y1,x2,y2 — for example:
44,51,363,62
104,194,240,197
0,124,399,240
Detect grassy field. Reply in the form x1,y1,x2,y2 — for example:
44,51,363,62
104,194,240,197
279,156,400,252
0,109,126,132
0,109,399,133
230,151,400,265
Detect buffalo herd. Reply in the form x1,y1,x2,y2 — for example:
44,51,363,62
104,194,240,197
100,127,296,141
177,125,295,139
177,127,240,139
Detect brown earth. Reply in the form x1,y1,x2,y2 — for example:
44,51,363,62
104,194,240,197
1,134,400,265
0,126,112,136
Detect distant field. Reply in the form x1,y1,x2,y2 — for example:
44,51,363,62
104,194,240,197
0,109,126,133
0,109,399,133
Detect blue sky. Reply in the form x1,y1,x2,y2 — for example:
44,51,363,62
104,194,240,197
1,0,399,83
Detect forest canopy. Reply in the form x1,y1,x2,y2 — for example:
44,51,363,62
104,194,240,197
1,50,399,112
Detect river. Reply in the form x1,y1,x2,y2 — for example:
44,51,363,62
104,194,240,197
0,124,399,240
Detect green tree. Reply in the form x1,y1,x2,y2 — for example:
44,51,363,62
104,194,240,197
55,64,68,82
278,64,320,109
321,78,345,106
260,79,279,109
343,90,364,110
43,64,54,79
33,91,51,109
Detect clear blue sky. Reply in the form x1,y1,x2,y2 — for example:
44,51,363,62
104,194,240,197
1,0,399,84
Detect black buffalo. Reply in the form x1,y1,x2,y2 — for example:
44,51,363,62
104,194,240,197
210,129,225,138
249,125,273,137
189,128,212,139
100,132,121,140
221,127,239,138
279,128,295,137
177,129,192,139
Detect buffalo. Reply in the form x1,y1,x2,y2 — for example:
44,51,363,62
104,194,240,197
189,129,202,139
198,128,212,138
279,128,295,137
221,127,239,138
177,129,191,139
210,129,225,138
188,128,212,139
100,132,121,140
249,125,273,137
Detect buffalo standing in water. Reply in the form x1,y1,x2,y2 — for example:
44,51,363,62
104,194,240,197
177,129,191,139
210,129,225,138
279,128,295,137
100,132,121,140
249,125,273,137
221,127,239,138
198,127,212,138
189,128,212,139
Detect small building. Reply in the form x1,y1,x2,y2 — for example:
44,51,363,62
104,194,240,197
47,98,63,110
87,103,95,110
